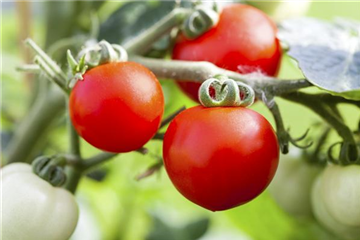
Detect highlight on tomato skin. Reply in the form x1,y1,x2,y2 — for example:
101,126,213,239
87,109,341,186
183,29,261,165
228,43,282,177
172,4,282,103
162,106,280,211
69,62,165,153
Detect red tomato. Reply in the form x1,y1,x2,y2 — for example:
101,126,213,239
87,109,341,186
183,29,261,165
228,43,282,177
69,62,164,153
173,4,282,102
163,106,279,211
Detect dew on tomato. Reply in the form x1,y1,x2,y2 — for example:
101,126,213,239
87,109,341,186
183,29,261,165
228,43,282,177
172,4,282,102
163,106,279,211
69,62,164,153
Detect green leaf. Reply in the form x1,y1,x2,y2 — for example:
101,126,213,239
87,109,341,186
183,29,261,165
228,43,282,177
146,215,180,240
182,218,210,240
278,18,360,100
99,1,177,44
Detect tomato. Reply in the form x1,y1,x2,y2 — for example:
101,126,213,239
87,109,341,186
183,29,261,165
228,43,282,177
163,106,279,211
245,1,312,22
69,62,164,153
319,164,360,227
269,149,322,218
311,165,360,240
172,4,282,102
2,163,79,240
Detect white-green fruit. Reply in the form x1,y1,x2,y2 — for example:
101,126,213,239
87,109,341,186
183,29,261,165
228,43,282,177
1,163,79,240
312,169,360,240
245,0,312,22
321,165,360,226
269,151,322,218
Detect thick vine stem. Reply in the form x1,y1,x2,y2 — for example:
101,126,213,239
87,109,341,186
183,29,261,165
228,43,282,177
129,56,312,96
64,98,82,193
123,8,192,55
5,88,65,164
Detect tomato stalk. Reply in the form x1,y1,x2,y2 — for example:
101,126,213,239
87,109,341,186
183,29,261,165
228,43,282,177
123,8,192,55
283,92,360,164
129,55,312,94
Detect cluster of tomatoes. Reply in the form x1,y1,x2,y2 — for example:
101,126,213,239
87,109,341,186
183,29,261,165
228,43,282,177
3,3,359,240
270,150,360,240
68,4,281,211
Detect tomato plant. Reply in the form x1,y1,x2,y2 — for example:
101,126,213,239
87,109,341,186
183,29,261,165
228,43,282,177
269,150,322,218
311,165,360,240
4,2,360,240
69,62,164,153
172,4,282,102
2,163,79,240
163,105,279,211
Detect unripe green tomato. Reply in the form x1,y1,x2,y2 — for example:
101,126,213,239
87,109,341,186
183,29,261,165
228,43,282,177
312,170,360,240
245,0,312,22
2,163,79,240
321,164,360,227
269,150,322,218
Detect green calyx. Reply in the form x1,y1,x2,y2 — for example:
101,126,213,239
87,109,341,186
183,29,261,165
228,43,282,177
32,155,67,187
199,76,255,108
182,4,220,40
67,40,128,88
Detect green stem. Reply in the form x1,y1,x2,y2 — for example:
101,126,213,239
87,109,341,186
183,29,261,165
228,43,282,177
81,152,118,171
67,106,81,156
129,56,312,96
282,92,356,146
63,167,82,194
5,89,65,164
64,99,82,193
266,97,289,154
123,8,191,55
160,106,186,129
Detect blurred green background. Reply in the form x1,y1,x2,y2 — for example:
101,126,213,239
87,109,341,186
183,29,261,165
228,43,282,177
2,1,360,240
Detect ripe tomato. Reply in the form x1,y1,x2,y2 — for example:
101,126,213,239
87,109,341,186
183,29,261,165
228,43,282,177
163,106,279,211
69,62,164,153
172,4,282,102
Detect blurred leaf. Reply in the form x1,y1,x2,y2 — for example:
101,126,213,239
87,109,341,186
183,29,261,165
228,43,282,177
226,191,340,240
278,18,360,100
146,215,210,240
45,2,77,48
86,169,108,182
146,215,180,240
99,1,176,44
182,218,210,240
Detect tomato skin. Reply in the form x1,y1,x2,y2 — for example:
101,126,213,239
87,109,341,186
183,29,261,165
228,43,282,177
69,62,164,153
320,165,360,227
163,106,279,211
311,166,360,240
2,163,79,240
172,4,282,102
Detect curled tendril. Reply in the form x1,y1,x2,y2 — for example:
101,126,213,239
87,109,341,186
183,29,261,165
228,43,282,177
182,5,219,39
199,76,255,108
32,155,67,187
287,128,313,149
327,141,360,165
